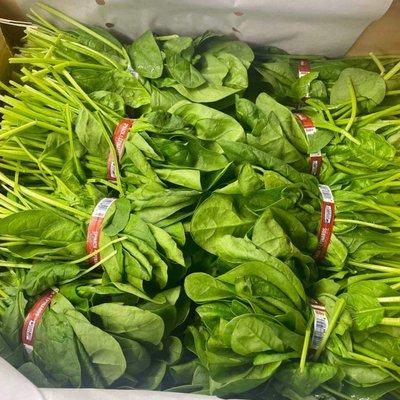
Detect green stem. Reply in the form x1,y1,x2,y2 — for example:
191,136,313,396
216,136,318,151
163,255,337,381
348,261,400,275
313,121,360,144
335,218,391,232
0,172,90,219
391,282,400,290
348,351,400,374
369,52,385,74
320,384,353,400
314,298,346,360
13,138,55,184
0,108,68,135
374,252,400,262
61,39,119,69
358,172,400,194
331,104,351,117
71,236,127,264
37,2,127,59
0,96,62,126
387,90,400,96
344,78,357,132
383,59,400,80
28,10,60,32
0,261,32,269
0,121,37,141
9,57,110,70
353,200,400,222
299,314,313,373
378,297,400,303
59,250,117,285
62,70,117,125
29,28,119,69
86,178,120,192
14,83,67,111
348,272,396,285
21,66,70,105
380,317,400,327
383,306,400,311
357,104,400,126
332,163,365,176
353,344,387,361
306,99,335,124
0,287,8,299
0,193,26,211
48,71,83,108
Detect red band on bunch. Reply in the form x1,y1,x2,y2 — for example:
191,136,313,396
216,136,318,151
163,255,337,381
21,290,57,353
314,185,335,261
295,113,323,176
298,59,311,78
107,118,134,182
86,197,117,265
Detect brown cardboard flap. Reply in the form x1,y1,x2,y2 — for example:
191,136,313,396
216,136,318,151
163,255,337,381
0,0,26,46
347,0,400,56
0,27,11,82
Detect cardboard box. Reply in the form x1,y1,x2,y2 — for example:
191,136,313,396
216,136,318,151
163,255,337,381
0,1,399,399
0,27,11,82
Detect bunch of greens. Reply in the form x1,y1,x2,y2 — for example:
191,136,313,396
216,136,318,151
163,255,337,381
0,195,190,300
0,277,190,389
182,265,400,399
11,2,254,113
254,47,400,106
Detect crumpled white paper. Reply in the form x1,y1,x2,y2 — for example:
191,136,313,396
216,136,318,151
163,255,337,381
0,357,225,400
12,0,392,56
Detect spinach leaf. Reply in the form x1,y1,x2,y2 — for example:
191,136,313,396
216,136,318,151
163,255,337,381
166,51,205,88
34,308,82,387
275,362,337,397
75,107,109,157
115,335,150,376
65,309,126,385
128,30,163,78
169,102,245,142
23,263,80,296
90,303,164,345
343,293,384,330
185,273,235,302
190,194,256,254
18,363,54,388
330,68,386,110
256,93,309,153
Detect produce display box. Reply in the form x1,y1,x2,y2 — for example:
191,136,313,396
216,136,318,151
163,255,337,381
1,1,400,400
0,27,11,82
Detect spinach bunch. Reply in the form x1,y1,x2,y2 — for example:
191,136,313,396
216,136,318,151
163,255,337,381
254,48,400,107
18,3,151,110
16,4,254,114
127,30,254,106
184,260,307,397
0,284,189,389
0,289,127,388
120,101,242,194
191,139,400,282
1,69,243,220
0,196,188,301
303,279,400,400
